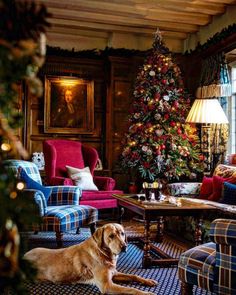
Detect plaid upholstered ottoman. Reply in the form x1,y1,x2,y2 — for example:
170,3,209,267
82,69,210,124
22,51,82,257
178,242,215,294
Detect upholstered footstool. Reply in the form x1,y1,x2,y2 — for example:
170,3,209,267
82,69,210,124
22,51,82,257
41,205,98,247
178,242,216,294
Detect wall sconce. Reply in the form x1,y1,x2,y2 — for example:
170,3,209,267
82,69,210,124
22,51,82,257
186,97,229,173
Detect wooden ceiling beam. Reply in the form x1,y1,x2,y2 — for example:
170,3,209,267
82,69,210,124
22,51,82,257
112,0,236,5
201,0,236,4
51,14,198,33
48,7,200,32
84,0,229,15
133,0,226,15
49,20,188,39
48,26,109,39
43,1,210,26
36,0,236,49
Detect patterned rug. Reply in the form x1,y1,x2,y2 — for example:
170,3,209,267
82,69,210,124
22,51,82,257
22,223,213,295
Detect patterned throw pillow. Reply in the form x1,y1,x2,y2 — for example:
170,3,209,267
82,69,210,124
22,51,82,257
208,175,236,202
199,176,213,199
66,165,98,191
221,182,236,205
19,167,51,201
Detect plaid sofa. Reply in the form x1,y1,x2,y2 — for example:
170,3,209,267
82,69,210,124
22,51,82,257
178,219,236,294
5,160,98,246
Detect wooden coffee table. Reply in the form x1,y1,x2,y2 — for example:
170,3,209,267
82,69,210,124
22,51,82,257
112,194,217,268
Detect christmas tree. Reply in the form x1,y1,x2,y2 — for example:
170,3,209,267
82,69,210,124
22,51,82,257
121,30,203,183
0,0,50,293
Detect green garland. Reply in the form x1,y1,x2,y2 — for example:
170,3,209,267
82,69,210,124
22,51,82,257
0,0,50,293
46,45,147,59
47,23,236,59
185,23,236,55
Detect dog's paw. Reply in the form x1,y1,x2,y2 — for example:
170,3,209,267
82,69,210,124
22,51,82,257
144,278,158,286
138,292,155,295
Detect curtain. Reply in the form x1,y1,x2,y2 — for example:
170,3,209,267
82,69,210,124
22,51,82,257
197,53,231,172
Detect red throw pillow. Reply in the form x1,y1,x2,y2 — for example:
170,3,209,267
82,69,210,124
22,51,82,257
199,176,213,199
208,175,236,202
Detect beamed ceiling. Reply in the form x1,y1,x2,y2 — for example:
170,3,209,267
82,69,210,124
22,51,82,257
39,0,236,52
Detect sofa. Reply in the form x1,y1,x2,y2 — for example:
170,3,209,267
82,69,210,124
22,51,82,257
167,164,236,242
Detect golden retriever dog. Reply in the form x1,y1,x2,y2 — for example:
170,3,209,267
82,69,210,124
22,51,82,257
24,223,157,294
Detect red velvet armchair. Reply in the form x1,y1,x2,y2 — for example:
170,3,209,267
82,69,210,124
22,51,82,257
43,139,122,209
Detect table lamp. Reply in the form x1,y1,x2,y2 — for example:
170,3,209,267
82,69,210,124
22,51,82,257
186,97,229,173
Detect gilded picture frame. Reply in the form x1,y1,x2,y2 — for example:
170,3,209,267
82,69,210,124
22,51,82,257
44,76,94,134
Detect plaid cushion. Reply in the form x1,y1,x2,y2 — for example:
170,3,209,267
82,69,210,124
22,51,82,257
42,205,98,232
210,219,236,294
4,159,42,184
178,242,215,292
47,186,81,205
210,219,236,246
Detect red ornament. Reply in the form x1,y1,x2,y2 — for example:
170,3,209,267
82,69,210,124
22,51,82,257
164,114,169,120
143,162,150,168
154,93,160,100
199,154,205,161
170,121,176,127
161,66,168,74
162,79,167,84
177,128,182,134
173,101,179,108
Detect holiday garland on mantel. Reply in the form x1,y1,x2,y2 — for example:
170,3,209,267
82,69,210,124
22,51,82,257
0,0,50,293
120,30,204,183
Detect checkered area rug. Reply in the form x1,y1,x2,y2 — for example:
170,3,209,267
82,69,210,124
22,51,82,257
22,226,213,295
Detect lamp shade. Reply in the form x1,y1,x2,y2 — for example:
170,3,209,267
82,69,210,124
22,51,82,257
186,98,229,124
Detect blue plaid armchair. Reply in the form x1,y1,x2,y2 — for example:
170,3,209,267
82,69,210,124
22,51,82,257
5,160,98,247
178,219,236,294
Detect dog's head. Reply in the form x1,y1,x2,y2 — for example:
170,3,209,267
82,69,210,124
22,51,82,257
93,223,127,256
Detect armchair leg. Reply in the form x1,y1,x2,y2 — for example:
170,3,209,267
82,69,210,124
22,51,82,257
76,227,80,234
56,231,63,248
181,282,193,295
89,222,96,235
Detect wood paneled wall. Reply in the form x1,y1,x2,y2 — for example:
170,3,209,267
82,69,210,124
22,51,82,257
23,54,144,190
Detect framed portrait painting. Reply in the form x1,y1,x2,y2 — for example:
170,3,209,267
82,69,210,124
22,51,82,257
44,76,94,134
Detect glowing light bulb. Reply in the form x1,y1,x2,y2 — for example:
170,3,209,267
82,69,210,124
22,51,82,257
16,182,25,190
10,191,17,199
1,143,11,151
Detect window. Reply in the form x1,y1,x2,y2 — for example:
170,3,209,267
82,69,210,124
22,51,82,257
227,64,236,154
